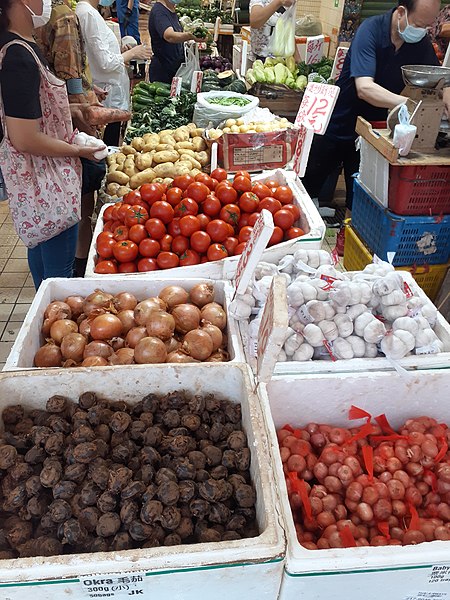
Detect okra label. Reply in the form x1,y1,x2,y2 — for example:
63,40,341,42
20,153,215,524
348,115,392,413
79,572,146,598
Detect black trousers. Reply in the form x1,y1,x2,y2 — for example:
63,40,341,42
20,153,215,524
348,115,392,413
301,133,360,211
103,121,122,147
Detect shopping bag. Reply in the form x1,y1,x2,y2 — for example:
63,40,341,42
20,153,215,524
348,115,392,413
269,4,296,58
175,41,200,87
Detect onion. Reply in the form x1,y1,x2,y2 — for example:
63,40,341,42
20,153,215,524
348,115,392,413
146,310,175,341
79,319,91,339
206,349,229,362
50,319,78,345
81,356,108,367
134,298,166,326
110,337,125,351
44,301,72,323
65,296,84,319
82,290,113,316
60,333,86,362
167,350,196,363
158,285,189,309
63,359,78,368
200,323,223,351
117,310,136,334
165,337,181,353
90,314,123,340
190,283,215,307
84,341,114,359
172,304,201,334
34,343,62,367
125,326,148,349
201,303,227,330
41,318,52,338
108,348,135,365
134,337,167,364
182,329,213,361
113,292,138,312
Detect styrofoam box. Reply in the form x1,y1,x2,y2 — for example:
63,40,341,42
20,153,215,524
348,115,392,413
238,271,450,375
85,169,326,279
0,363,285,599
3,277,243,371
359,138,389,207
261,369,450,600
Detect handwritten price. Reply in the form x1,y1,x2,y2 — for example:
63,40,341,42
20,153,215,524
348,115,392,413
295,82,340,135
331,47,349,80
305,35,324,65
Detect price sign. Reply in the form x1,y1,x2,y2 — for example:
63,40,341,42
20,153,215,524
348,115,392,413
292,123,314,177
331,46,348,80
191,70,203,93
294,82,340,134
170,76,182,97
305,35,325,65
79,572,146,599
234,209,274,295
241,40,249,76
257,276,288,383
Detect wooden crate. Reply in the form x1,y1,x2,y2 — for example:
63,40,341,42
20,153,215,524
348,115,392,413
248,83,303,118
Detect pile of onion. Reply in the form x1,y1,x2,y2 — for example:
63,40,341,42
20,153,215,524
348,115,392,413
33,283,229,368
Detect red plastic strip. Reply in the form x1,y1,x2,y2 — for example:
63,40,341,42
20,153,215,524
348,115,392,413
375,414,397,436
288,472,312,520
408,502,420,531
293,429,303,439
339,525,357,548
377,521,391,540
348,405,372,421
424,469,438,493
371,434,408,443
345,422,375,444
435,436,448,463
362,445,374,482
282,424,295,433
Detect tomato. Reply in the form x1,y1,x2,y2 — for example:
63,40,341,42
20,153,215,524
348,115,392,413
220,203,240,227
145,218,166,240
238,213,251,229
185,182,209,203
226,223,234,237
102,221,113,232
173,174,195,191
166,187,183,207
274,208,295,230
284,203,301,222
206,219,229,243
190,230,211,253
202,195,221,217
259,197,282,214
125,205,149,227
112,240,139,262
175,198,199,217
233,176,252,193
113,225,129,242
95,260,118,274
210,168,228,182
97,231,114,243
118,261,137,273
285,226,305,240
179,215,201,237
157,252,179,269
111,203,122,221
139,238,160,257
195,173,214,190
128,224,147,245
140,183,164,205
234,242,246,254
247,212,259,227
264,179,279,189
252,182,272,200
117,203,132,222
150,201,174,224
274,185,294,205
179,249,200,266
238,226,253,243
209,178,219,190
207,243,228,261
123,190,142,205
138,257,158,272
234,170,251,180
160,234,173,252
224,236,239,256
216,183,238,205
110,220,122,233
103,205,116,221
97,237,115,259
239,191,259,213
197,214,210,230
167,218,181,237
201,256,209,263
268,226,283,246
172,235,190,255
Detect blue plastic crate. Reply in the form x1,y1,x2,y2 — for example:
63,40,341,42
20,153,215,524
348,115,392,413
352,180,450,266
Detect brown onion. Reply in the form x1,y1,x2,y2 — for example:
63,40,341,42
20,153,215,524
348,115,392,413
182,329,213,361
166,350,196,363
65,296,84,319
108,348,135,365
110,337,125,351
81,356,108,367
134,298,166,326
90,314,122,341
206,349,229,362
113,292,137,312
117,310,136,334
190,283,215,307
165,338,181,353
146,310,175,341
158,285,189,309
84,341,114,359
60,333,86,362
201,303,227,330
79,319,91,339
172,304,201,334
200,323,223,351
125,326,147,349
134,337,167,364
50,319,78,345
82,290,113,316
34,343,62,367
44,301,72,323
41,318,52,338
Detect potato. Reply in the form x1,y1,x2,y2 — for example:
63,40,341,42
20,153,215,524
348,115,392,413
129,168,156,189
178,149,196,159
121,145,137,156
159,134,176,146
195,151,209,167
142,140,159,152
107,171,130,185
163,178,174,186
123,158,138,178
131,137,145,151
115,153,126,165
190,128,204,138
186,123,197,132
143,133,160,143
158,129,174,137
106,153,117,166
225,119,236,128
114,164,124,172
192,137,207,152
153,178,164,184
223,127,231,133
106,182,120,196
173,126,190,142
190,168,201,178
153,150,179,164
180,155,201,170
153,162,176,178
173,162,192,177
175,141,194,150
108,164,118,173
135,152,153,171
117,186,131,197
155,143,176,152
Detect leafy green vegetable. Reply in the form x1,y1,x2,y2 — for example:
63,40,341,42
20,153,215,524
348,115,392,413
206,96,251,106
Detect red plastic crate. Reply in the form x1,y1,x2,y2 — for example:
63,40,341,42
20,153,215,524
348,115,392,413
388,165,450,216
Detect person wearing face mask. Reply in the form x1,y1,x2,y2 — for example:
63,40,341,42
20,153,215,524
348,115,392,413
0,0,104,289
301,0,450,242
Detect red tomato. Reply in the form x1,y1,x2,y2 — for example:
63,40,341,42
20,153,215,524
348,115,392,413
285,226,305,240
202,195,221,217
137,257,158,272
157,252,179,270
117,203,132,222
118,261,137,273
197,214,210,230
97,231,114,243
111,203,122,221
125,205,149,227
179,249,201,266
173,174,195,191
94,260,118,274
172,235,190,255
274,208,295,230
247,212,259,227
140,183,164,205
112,240,139,262
238,213,251,229
206,219,229,243
210,168,228,182
97,237,115,259
167,218,181,237
185,182,209,203
216,183,238,205
224,236,239,256
274,185,294,205
233,176,252,193
226,223,234,237
160,234,173,252
220,203,241,227
179,215,201,237
252,182,272,200
259,197,282,214
234,242,246,254
209,178,219,190
145,218,166,240
207,244,228,261
113,225,129,242
102,221,113,232
269,226,283,246
139,238,160,257
190,230,211,253
264,179,279,189
150,201,174,224
195,173,214,190
128,224,147,244
284,203,301,222
103,205,116,221
234,170,251,180
175,198,199,217
200,256,209,263
123,190,142,205
238,226,253,243
166,187,183,207
239,191,259,213
110,219,122,233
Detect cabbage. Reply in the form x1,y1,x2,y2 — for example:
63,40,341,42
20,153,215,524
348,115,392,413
264,57,277,67
274,63,289,84
286,55,296,74
253,60,264,70
264,66,276,84
285,75,296,89
253,63,266,83
296,75,308,90
246,69,257,86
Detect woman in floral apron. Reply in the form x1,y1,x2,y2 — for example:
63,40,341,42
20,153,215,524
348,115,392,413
0,0,102,289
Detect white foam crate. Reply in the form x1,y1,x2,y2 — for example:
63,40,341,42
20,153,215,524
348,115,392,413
3,277,243,371
359,138,390,207
239,271,450,375
261,369,450,600
0,363,284,598
85,169,326,279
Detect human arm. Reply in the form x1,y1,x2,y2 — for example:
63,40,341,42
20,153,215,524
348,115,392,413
78,10,126,74
163,27,197,44
250,0,293,29
122,44,152,63
355,77,407,109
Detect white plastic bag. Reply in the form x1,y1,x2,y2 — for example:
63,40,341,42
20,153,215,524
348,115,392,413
175,41,200,87
193,91,259,128
269,4,296,58
393,104,417,157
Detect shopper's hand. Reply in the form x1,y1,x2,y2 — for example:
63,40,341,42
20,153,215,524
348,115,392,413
75,144,106,162
281,0,295,6
131,44,152,61
93,85,108,102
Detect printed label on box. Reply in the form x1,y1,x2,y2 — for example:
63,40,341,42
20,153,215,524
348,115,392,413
404,594,448,600
305,35,325,65
79,572,146,598
331,47,348,80
428,565,450,584
295,82,340,135
233,144,283,166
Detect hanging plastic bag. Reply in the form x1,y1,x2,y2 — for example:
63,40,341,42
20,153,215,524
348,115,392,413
269,4,296,58
393,104,417,157
175,41,200,87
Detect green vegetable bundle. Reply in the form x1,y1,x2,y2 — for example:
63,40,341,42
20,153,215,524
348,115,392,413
246,55,334,91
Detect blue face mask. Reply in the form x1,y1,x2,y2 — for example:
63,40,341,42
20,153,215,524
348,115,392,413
99,0,115,6
171,0,182,5
398,9,428,43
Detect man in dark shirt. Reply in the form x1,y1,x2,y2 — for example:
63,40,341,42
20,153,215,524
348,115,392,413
301,0,448,216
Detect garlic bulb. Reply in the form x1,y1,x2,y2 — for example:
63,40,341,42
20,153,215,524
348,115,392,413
318,319,339,341
293,343,314,361
303,323,324,347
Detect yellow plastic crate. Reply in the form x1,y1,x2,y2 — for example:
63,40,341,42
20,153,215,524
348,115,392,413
344,224,449,301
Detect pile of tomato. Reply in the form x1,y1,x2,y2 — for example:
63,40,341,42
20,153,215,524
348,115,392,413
95,169,305,273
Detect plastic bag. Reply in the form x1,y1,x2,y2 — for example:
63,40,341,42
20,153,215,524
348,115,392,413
269,4,296,58
393,104,417,157
193,91,259,128
175,41,200,87
295,14,322,36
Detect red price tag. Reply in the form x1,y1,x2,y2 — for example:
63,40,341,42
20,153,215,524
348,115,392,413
170,77,182,97
191,71,203,93
305,35,325,65
331,47,348,80
294,82,340,135
292,123,314,178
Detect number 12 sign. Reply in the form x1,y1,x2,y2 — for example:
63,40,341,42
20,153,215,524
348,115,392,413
294,82,340,135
